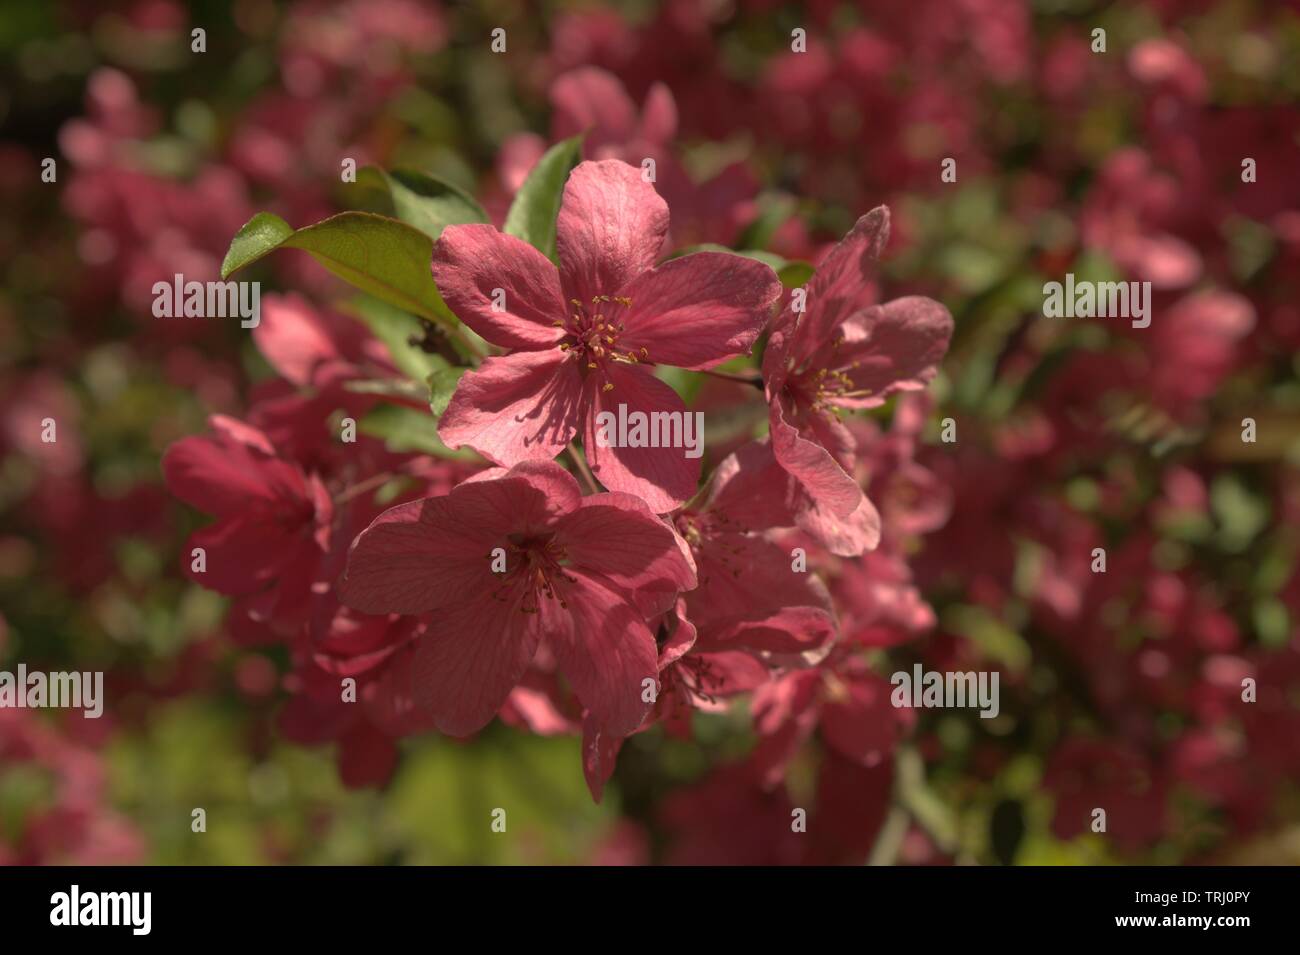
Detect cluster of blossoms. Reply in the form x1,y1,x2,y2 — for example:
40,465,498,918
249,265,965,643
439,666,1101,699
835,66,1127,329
163,156,954,817
4,0,1298,864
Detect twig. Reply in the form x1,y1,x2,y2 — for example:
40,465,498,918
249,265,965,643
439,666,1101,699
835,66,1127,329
566,443,600,495
697,367,765,389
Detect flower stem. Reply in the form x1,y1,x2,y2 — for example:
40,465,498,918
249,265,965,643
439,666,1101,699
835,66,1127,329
566,444,600,495
335,470,399,505
698,367,764,389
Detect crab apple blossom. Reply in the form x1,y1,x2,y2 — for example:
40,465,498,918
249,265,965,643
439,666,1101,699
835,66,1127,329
544,66,759,248
763,207,953,556
750,650,916,788
162,415,333,627
431,159,782,512
673,440,837,659
339,460,697,739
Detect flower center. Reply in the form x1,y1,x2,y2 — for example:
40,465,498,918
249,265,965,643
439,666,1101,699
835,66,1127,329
786,337,870,418
488,533,576,613
556,295,648,391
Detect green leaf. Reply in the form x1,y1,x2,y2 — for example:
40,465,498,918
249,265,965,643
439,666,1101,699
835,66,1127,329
776,260,814,288
359,167,488,241
503,135,583,261
338,295,449,382
358,404,476,460
428,365,467,418
221,211,457,327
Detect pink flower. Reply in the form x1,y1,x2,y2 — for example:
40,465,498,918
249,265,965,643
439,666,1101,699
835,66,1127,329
339,460,697,738
547,67,758,247
750,652,913,788
550,67,677,157
762,207,952,555
432,159,782,512
253,292,395,391
162,415,332,624
674,441,837,658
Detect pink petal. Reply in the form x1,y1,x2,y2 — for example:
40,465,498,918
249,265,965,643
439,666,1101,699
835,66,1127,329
439,349,583,466
637,82,678,144
687,531,833,637
581,363,700,513
541,569,659,738
550,67,639,150
412,586,542,736
769,399,864,518
431,223,566,350
339,498,499,615
794,207,890,363
339,462,583,615
793,482,882,558
337,723,399,788
162,423,301,516
656,599,698,670
702,607,837,658
581,714,625,803
820,672,902,765
750,670,821,787
698,440,798,530
254,293,366,387
503,675,578,736
470,460,585,534
556,160,668,303
806,752,893,864
185,518,302,595
834,297,953,408
618,252,781,369
554,492,698,597
497,132,546,194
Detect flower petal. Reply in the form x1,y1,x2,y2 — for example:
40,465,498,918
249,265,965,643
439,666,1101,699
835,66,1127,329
794,206,890,360
556,159,668,302
439,349,583,466
541,570,659,738
793,482,882,558
431,223,566,350
340,462,582,615
581,363,701,513
697,440,798,530
638,82,678,144
618,252,781,369
687,531,833,638
412,586,541,737
254,293,377,387
769,398,863,518
834,297,953,408
185,518,302,595
581,714,625,804
550,67,639,149
162,421,302,517
554,492,697,597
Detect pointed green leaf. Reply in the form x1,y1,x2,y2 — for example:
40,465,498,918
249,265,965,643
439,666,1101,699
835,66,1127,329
221,211,457,327
428,365,467,418
338,295,450,382
359,167,488,241
503,135,583,261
